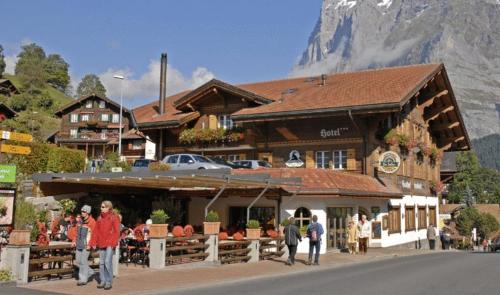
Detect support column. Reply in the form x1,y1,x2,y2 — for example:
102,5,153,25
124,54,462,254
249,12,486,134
0,245,30,284
205,234,219,262
149,238,166,269
248,240,260,263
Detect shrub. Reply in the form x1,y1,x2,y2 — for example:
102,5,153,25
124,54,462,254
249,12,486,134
384,130,398,146
46,146,85,172
150,209,169,224
397,133,409,147
149,162,171,171
0,268,12,282
205,210,219,222
58,199,76,215
14,198,37,230
100,152,131,172
246,219,260,229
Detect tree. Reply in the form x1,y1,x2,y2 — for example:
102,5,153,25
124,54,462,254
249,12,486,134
45,54,70,92
15,43,47,91
0,44,5,77
447,152,500,204
76,74,107,98
456,207,481,237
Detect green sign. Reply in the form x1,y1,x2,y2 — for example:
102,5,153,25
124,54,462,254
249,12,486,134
0,165,16,183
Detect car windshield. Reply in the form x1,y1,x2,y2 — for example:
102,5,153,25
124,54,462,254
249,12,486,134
134,160,149,167
193,155,213,163
257,161,271,168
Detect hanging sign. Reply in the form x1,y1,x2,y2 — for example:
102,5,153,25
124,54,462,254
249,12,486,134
378,151,401,174
1,131,33,142
0,144,31,155
0,165,16,183
145,137,156,160
285,150,304,168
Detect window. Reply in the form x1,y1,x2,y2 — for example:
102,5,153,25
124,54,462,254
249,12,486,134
112,114,119,123
166,155,179,164
70,129,78,139
99,100,105,108
180,155,194,164
218,115,233,130
70,114,78,123
193,155,212,163
257,161,272,168
405,206,415,231
294,207,311,228
101,114,109,122
315,151,330,169
228,154,240,162
100,129,107,140
85,100,93,109
428,207,436,226
81,114,90,122
131,140,143,150
332,150,347,170
418,207,427,229
388,206,401,234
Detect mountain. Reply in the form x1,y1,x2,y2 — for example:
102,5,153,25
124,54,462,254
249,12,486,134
293,0,500,141
472,134,500,171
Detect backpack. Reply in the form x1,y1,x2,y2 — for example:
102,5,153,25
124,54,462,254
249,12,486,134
310,224,318,242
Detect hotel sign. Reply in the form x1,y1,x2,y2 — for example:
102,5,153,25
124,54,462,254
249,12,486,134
378,151,401,174
285,150,304,168
320,127,349,138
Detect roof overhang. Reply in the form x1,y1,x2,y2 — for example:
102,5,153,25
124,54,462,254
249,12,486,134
137,111,200,129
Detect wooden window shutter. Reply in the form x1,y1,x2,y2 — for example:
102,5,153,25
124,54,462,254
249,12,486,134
347,149,356,170
305,151,314,168
239,153,246,160
208,115,218,130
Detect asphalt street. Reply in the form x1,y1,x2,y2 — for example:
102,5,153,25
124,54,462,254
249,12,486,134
162,252,499,295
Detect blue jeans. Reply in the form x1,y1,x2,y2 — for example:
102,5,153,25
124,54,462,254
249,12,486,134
75,249,94,283
99,247,114,285
309,240,321,263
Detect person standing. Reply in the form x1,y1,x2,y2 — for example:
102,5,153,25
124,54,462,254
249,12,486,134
75,205,96,286
358,215,371,255
427,224,437,250
283,217,302,266
307,215,324,265
89,201,120,290
346,221,359,255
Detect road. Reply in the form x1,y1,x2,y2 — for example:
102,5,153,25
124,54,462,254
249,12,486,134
164,252,498,295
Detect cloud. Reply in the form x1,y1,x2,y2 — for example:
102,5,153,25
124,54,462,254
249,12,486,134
3,38,34,74
4,55,18,74
98,60,215,106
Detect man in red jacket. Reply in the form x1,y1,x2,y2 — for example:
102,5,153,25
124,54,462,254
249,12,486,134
89,200,120,290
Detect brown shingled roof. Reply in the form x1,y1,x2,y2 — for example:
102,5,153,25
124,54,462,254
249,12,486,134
233,168,402,198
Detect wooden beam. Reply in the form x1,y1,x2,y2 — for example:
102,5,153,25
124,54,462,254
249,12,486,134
425,105,454,122
419,90,448,109
432,121,460,132
441,136,465,150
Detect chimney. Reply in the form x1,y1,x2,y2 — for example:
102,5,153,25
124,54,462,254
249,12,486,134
159,53,167,114
320,74,327,86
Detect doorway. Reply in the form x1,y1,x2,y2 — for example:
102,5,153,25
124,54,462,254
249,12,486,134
326,207,354,250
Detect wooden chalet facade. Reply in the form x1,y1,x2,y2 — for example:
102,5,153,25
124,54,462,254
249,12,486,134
131,63,470,251
52,94,142,160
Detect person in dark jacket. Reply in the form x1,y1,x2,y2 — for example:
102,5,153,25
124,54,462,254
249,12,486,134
284,217,302,266
75,205,96,286
89,200,120,290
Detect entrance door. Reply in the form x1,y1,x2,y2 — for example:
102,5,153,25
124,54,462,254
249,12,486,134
327,207,354,250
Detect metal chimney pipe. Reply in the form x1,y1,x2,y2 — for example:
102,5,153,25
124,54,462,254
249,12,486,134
320,74,327,86
159,53,167,114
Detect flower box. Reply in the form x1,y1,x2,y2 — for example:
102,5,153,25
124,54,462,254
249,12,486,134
149,224,168,238
246,228,261,240
9,230,31,245
203,222,220,235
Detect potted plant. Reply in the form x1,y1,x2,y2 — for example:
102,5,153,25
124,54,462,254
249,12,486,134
10,199,37,245
279,218,290,237
149,209,169,238
0,268,14,287
246,219,261,240
203,210,220,235
384,130,399,146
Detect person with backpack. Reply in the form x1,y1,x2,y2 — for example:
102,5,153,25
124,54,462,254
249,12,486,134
306,215,324,265
75,205,96,286
358,214,371,255
284,217,302,266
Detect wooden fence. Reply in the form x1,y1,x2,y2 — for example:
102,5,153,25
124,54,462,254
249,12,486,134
259,237,285,260
218,240,251,264
165,234,209,265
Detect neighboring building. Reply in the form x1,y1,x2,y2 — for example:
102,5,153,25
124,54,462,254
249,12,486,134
131,62,470,251
0,79,19,97
0,103,16,122
52,94,138,160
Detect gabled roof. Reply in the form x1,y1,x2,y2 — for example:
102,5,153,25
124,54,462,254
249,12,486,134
0,79,20,95
173,79,274,111
55,94,136,126
0,103,17,118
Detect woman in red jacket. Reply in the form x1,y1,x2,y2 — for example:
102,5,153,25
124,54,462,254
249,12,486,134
89,200,120,290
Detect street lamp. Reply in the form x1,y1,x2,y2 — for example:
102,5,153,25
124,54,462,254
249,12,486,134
113,75,125,158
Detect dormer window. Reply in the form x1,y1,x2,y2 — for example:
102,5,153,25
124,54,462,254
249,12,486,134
99,100,106,109
85,100,93,109
218,115,233,130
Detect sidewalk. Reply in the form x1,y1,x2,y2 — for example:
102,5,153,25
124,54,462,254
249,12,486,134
22,248,439,295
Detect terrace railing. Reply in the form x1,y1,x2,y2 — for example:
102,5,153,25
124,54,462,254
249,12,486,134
164,234,209,265
218,240,251,264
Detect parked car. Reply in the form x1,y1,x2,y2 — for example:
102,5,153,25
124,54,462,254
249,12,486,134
162,154,232,170
490,237,500,252
232,160,272,169
131,159,157,172
208,156,241,169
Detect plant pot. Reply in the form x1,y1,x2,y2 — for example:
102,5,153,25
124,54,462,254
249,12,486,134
203,222,220,235
246,228,261,240
149,224,168,238
9,230,31,245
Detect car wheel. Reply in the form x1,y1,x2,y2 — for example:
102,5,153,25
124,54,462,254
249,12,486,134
198,167,206,170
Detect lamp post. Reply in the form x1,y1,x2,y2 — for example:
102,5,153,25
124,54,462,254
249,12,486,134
113,75,125,158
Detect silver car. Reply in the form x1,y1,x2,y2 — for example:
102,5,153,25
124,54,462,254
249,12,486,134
162,154,232,170
233,160,272,169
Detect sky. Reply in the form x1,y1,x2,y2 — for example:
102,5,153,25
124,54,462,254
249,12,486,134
1,0,322,108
